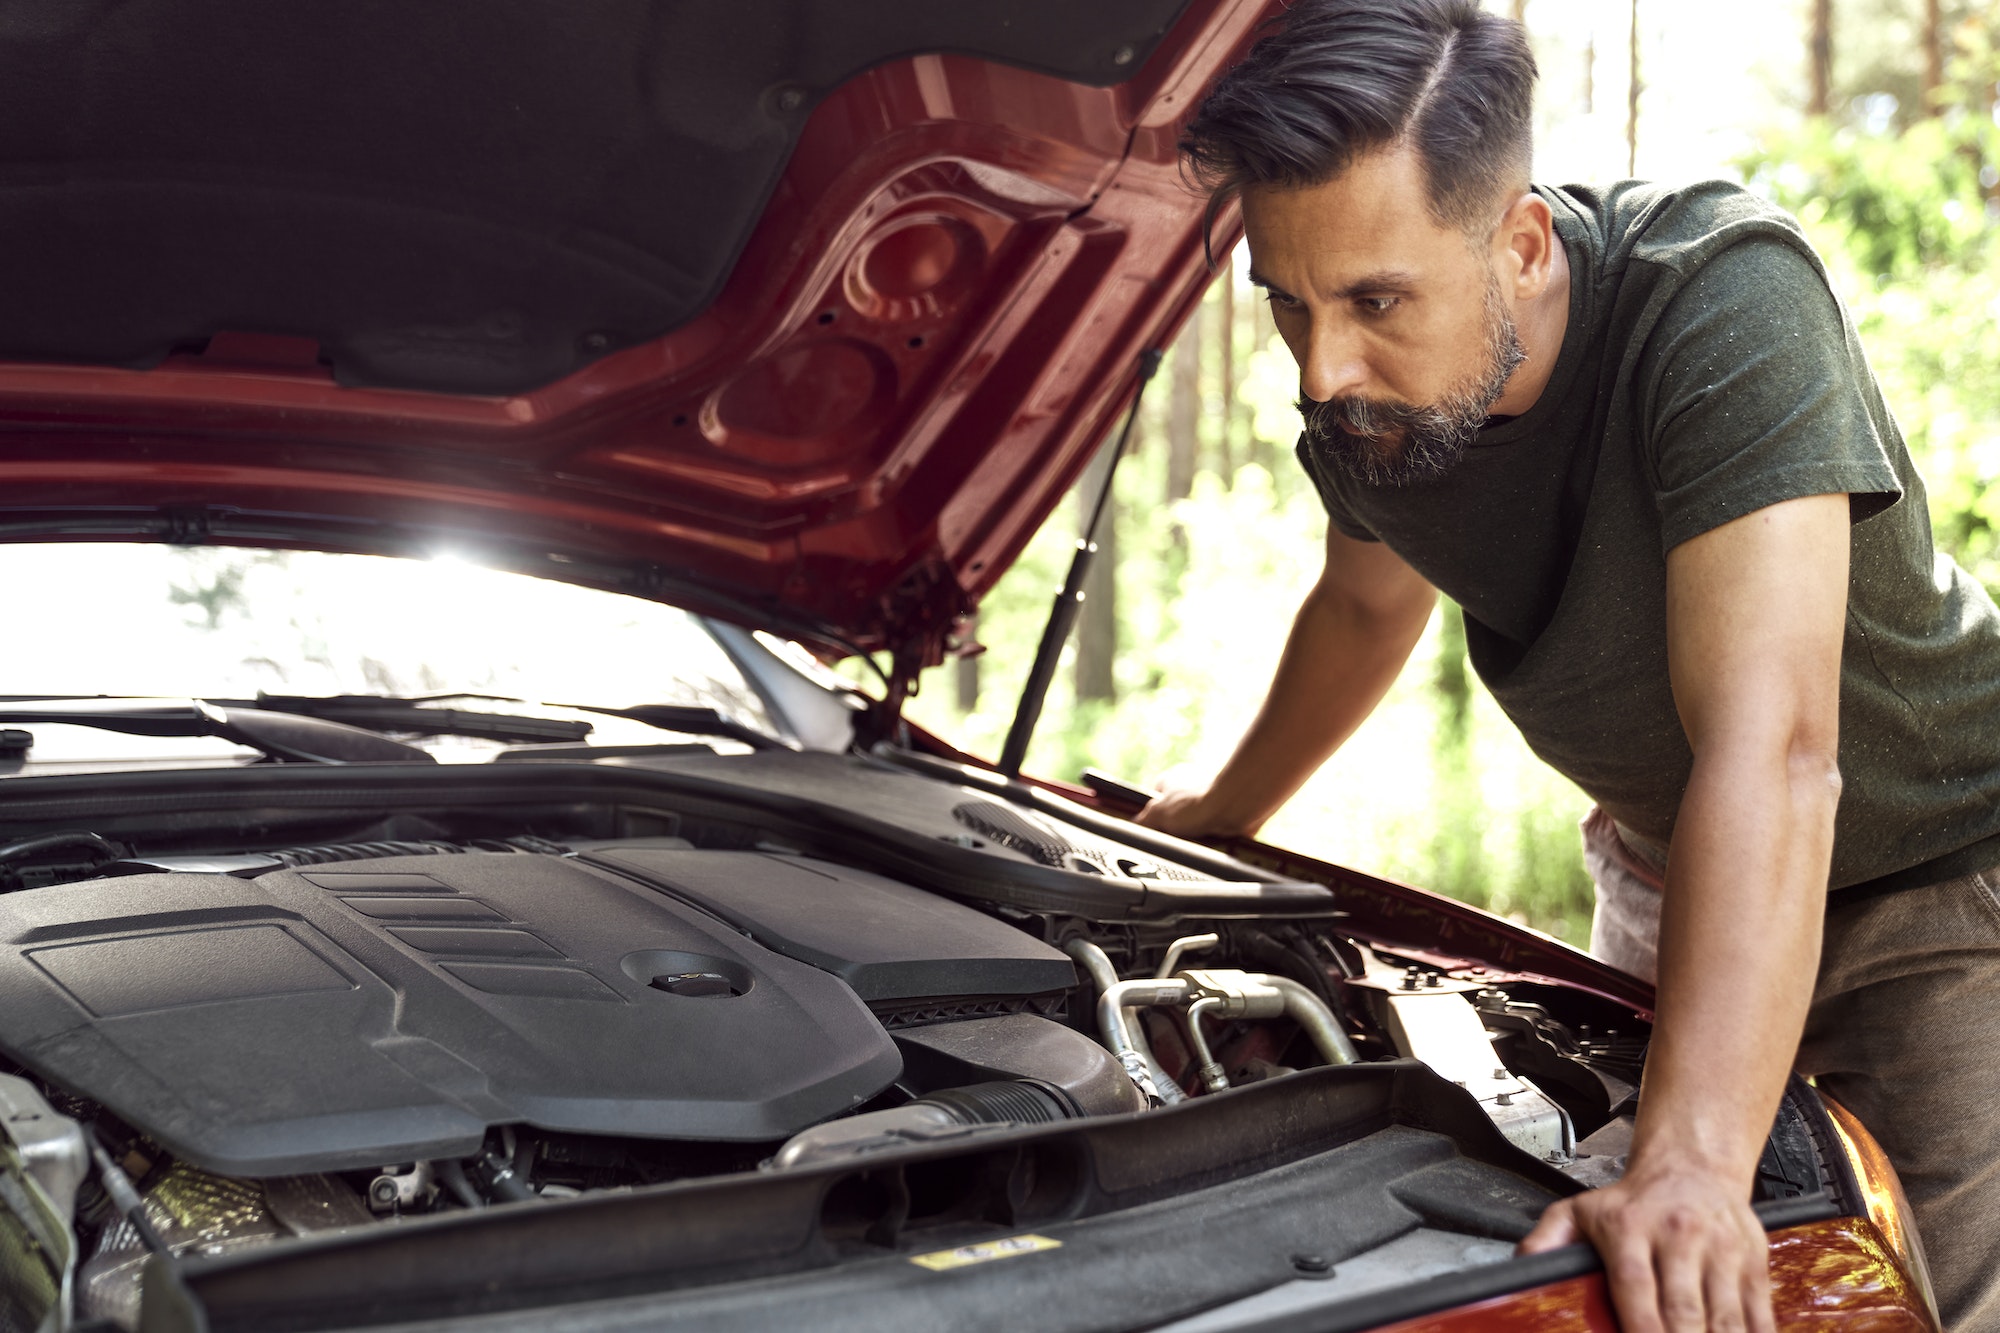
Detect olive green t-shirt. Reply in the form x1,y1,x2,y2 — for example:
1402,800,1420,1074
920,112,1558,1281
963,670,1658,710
1297,179,2000,894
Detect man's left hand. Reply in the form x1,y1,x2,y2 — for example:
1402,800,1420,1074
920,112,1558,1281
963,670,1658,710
1520,1158,1774,1333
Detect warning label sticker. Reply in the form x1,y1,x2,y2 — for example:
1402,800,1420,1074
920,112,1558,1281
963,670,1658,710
909,1233,1064,1271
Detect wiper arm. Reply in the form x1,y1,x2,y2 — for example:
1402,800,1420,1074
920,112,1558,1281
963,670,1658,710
0,699,434,764
555,702,783,751
239,693,593,745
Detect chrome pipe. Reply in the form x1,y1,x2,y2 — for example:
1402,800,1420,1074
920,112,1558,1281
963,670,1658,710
1260,975,1361,1066
1184,996,1230,1093
1155,932,1219,979
1063,939,1184,1104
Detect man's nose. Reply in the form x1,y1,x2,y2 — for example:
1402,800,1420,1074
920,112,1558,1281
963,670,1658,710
1298,318,1370,403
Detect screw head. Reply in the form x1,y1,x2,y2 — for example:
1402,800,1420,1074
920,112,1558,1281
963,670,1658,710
1111,44,1136,65
1290,1252,1335,1278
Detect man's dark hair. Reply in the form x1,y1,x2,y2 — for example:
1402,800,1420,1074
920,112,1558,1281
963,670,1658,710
1182,0,1537,237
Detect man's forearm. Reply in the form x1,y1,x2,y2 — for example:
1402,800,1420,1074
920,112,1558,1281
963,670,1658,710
1194,578,1435,833
1634,741,1836,1185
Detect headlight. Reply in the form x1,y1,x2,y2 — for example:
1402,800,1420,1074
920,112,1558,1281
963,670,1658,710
1821,1091,1939,1325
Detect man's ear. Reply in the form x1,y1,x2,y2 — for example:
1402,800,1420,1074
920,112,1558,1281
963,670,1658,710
1492,191,1555,300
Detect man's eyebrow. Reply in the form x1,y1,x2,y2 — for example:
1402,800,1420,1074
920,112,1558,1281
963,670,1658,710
1246,269,1291,297
1246,268,1423,300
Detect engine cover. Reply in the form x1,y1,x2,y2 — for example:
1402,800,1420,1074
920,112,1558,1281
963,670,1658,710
0,853,916,1176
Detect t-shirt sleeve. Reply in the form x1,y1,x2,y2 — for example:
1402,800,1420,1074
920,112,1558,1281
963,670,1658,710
1292,433,1381,542
1642,236,1902,553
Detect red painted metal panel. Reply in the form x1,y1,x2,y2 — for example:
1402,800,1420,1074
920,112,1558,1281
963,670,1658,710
0,0,1282,660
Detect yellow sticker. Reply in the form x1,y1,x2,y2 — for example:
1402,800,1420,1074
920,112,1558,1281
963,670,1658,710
909,1233,1063,1271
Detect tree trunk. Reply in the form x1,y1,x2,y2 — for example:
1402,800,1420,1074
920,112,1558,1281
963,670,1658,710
1584,29,1595,115
1808,0,1832,117
1921,0,1943,115
1074,443,1118,704
953,613,980,713
1218,263,1238,472
1209,279,1234,486
1166,303,1200,510
1626,0,1642,175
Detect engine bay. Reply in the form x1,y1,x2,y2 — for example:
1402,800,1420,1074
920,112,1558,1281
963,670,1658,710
0,749,1851,1332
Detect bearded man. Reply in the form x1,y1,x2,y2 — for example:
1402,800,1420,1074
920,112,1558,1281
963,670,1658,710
1137,2,2000,1329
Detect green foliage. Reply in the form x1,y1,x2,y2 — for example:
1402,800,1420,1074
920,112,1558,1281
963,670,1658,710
1746,117,1990,275
1742,30,2000,587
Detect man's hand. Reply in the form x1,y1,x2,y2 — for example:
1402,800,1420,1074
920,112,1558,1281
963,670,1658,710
1133,783,1260,839
1520,1162,1773,1333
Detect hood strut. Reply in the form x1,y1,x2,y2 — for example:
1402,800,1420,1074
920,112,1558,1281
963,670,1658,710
997,348,1163,778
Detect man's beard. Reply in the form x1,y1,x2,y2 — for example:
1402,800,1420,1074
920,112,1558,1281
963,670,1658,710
1298,279,1527,488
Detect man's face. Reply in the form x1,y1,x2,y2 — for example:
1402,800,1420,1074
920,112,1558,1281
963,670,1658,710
1241,146,1524,486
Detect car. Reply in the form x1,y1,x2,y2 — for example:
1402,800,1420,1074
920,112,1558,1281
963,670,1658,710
0,3,1938,1331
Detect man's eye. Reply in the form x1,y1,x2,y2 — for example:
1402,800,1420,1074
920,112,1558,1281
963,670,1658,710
1358,296,1400,315
1264,292,1302,312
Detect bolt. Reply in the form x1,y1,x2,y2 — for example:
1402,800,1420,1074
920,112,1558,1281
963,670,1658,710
1495,1091,1514,1106
775,86,804,113
1493,1067,1509,1080
1111,44,1136,65
1290,1253,1334,1278
369,1177,400,1207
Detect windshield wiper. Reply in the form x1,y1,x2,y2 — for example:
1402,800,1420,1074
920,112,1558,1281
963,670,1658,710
0,699,434,764
238,694,594,746
555,702,783,751
245,693,780,751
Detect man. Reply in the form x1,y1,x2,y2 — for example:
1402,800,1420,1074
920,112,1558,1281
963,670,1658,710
1136,2,2000,1329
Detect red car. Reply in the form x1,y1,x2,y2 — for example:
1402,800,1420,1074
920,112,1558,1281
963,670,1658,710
0,3,1936,1330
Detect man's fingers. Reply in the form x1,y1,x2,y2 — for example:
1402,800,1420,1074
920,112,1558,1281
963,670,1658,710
1516,1199,1578,1254
1652,1208,1713,1333
1740,1218,1777,1333
1601,1231,1668,1333
1701,1247,1752,1333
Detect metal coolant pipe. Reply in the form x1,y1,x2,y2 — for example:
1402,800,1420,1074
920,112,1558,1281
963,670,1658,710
1063,940,1185,1104
1258,975,1362,1067
1096,978,1192,1103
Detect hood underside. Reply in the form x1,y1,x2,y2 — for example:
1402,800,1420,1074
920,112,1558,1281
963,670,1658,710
0,0,1268,660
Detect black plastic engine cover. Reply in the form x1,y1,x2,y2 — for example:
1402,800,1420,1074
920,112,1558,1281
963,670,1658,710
0,854,903,1176
581,847,1075,1002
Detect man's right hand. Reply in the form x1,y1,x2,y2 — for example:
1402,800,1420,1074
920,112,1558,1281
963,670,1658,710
1133,784,1258,840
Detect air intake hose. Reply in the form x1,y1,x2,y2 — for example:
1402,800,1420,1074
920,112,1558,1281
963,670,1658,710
769,1080,1075,1171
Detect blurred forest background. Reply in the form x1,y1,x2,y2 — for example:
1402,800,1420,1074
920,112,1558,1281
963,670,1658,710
902,0,2000,944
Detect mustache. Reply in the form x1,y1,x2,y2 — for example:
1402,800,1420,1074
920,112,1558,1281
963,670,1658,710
1295,394,1434,442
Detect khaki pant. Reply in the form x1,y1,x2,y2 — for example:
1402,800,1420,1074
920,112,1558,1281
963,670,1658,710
1582,809,2000,1332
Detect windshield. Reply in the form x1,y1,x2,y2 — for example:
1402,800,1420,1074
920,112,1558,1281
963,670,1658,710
2,544,781,765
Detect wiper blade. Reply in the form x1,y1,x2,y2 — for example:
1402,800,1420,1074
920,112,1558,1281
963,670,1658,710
239,694,593,745
556,702,783,751
0,698,434,764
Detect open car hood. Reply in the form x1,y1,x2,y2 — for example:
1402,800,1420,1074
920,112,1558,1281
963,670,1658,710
0,0,1268,665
